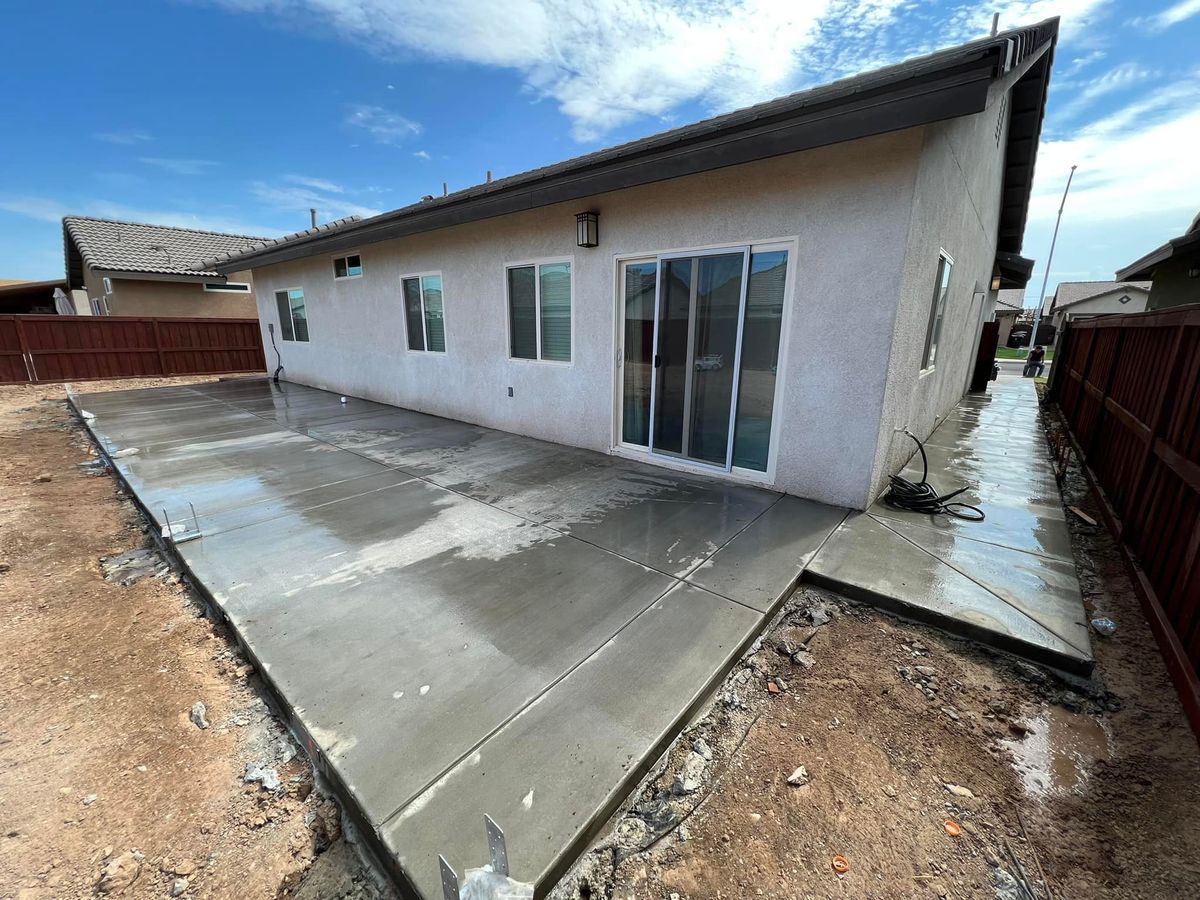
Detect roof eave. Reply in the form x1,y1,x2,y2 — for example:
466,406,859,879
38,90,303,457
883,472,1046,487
1116,232,1200,280
209,18,1059,275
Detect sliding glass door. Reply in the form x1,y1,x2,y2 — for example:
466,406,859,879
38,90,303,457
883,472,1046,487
619,244,789,474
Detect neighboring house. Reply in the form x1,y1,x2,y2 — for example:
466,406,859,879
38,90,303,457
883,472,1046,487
1117,211,1200,310
993,289,1024,345
62,216,267,318
0,278,68,314
201,20,1057,511
1045,280,1152,330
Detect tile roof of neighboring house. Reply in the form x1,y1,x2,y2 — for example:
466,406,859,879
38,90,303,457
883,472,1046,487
1116,210,1200,280
202,18,1058,274
62,216,270,283
1051,280,1152,311
996,289,1025,311
197,216,363,271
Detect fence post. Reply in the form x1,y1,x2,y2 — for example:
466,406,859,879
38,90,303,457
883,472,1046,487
151,318,170,377
13,316,36,383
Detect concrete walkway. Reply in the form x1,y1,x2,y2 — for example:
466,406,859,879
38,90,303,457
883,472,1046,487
74,378,847,899
807,374,1093,674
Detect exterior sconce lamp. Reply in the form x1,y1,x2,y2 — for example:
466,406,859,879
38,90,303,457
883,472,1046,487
576,211,599,248
990,274,1002,291
1187,264,1200,278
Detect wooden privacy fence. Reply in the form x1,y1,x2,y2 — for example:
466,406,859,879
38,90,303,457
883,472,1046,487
0,315,265,384
1049,304,1200,735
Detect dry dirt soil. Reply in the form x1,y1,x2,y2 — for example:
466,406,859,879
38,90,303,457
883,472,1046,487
555,412,1200,899
3,377,1199,900
0,378,390,900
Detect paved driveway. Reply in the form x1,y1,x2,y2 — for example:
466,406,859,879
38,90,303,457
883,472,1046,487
76,377,846,898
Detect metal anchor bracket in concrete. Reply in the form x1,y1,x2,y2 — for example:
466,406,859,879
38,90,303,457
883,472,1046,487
161,503,202,544
439,815,512,899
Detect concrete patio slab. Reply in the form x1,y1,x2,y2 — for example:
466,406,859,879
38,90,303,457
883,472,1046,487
807,375,1093,674
73,377,847,899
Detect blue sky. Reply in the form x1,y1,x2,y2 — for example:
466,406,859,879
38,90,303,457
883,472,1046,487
2,0,1197,306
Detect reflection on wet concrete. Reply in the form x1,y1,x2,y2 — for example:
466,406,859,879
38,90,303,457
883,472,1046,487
808,375,1093,674
75,376,847,899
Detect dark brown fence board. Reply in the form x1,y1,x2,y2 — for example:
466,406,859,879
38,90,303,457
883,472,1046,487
1050,304,1200,743
0,314,265,384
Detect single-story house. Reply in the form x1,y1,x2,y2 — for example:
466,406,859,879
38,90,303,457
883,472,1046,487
62,216,266,318
1045,280,1152,330
202,20,1057,511
1117,211,1200,310
993,289,1024,345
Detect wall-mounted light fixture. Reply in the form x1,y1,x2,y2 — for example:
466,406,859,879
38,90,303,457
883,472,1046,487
1187,263,1200,278
990,274,1002,291
576,211,599,248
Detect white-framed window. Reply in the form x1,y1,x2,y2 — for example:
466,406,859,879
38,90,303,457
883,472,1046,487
102,277,113,294
921,251,954,370
90,296,111,316
506,259,572,362
274,288,309,342
202,281,252,293
401,273,446,352
333,254,363,279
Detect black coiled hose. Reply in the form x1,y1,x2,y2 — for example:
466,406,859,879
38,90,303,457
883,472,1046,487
883,430,985,521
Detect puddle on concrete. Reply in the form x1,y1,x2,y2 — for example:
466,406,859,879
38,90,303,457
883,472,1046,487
1004,705,1110,798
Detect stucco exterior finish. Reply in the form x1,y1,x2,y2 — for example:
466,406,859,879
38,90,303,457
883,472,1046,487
866,78,1014,504
1051,286,1148,327
82,269,258,318
1144,258,1199,310
250,133,923,509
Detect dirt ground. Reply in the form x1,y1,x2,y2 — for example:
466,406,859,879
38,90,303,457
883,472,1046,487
0,378,389,900
3,377,1199,900
554,408,1200,899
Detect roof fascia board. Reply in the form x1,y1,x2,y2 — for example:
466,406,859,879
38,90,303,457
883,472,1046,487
214,64,996,273
94,269,215,284
1117,232,1200,280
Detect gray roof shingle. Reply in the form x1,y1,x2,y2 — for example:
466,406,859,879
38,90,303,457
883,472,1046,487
63,216,270,278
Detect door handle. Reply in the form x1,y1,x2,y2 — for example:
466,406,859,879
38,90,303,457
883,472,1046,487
654,354,662,369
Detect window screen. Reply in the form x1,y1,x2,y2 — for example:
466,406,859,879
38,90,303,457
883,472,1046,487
507,262,570,362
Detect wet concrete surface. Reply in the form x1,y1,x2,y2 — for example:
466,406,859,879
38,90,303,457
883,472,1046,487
807,374,1093,674
74,377,847,898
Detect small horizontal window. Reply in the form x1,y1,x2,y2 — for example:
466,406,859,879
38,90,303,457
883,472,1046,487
275,288,309,342
202,281,252,293
333,254,363,279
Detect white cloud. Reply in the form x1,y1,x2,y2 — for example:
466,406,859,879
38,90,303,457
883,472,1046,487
1132,0,1200,31
412,150,431,161
285,174,345,193
250,179,383,222
1022,74,1200,291
345,104,423,144
0,196,70,224
0,194,277,237
216,0,927,141
1056,62,1157,119
139,157,221,176
93,129,153,145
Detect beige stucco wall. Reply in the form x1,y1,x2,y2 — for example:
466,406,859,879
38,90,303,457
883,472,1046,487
82,269,258,318
1146,257,1200,310
866,73,1014,503
249,131,925,509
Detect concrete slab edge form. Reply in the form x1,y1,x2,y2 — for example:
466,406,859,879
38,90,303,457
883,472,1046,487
65,387,839,898
800,569,1090,676
63,390,404,890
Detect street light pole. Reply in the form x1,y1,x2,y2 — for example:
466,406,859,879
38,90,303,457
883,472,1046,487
1029,164,1077,354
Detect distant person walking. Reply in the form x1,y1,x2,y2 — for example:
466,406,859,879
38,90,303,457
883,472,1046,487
1024,344,1046,377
